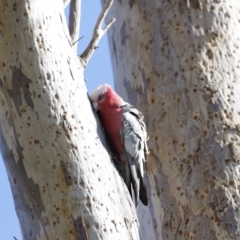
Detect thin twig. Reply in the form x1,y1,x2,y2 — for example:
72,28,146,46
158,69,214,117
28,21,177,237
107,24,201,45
63,0,71,8
69,0,81,52
79,0,115,67
72,35,84,46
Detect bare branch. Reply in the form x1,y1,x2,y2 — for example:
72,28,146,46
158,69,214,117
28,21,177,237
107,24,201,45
103,18,116,32
69,0,81,52
80,0,116,67
63,0,71,8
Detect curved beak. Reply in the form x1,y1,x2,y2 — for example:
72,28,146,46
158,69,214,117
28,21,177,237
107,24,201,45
92,102,99,111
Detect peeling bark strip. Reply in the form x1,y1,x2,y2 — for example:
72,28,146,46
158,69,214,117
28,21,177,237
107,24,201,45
61,160,73,185
230,142,240,163
9,66,34,116
72,215,88,240
0,123,45,240
104,0,240,239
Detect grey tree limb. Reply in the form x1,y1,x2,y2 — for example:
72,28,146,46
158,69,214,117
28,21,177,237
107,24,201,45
69,0,81,52
80,0,115,67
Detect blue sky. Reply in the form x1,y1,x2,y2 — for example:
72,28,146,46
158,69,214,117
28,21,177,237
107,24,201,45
0,1,113,239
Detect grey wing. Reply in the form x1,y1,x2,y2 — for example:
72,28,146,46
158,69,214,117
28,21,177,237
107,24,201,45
120,105,148,206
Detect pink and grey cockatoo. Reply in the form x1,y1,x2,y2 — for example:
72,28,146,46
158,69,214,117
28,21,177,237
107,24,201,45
90,84,148,206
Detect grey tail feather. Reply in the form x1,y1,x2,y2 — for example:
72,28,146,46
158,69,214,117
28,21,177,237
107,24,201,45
130,184,138,207
139,177,148,206
128,169,138,207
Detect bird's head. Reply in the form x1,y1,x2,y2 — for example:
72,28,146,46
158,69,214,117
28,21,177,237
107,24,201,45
90,83,124,111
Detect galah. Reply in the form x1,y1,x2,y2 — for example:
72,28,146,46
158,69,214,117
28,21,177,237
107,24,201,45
90,84,148,206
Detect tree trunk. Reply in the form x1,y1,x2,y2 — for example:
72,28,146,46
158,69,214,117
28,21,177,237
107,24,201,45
0,0,139,239
105,0,240,239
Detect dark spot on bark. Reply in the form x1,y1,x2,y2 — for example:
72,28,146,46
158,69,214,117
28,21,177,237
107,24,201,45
60,160,73,185
12,3,17,11
208,180,215,188
72,215,88,240
129,0,135,8
206,49,213,60
95,222,99,229
7,66,34,116
46,73,51,80
120,22,127,45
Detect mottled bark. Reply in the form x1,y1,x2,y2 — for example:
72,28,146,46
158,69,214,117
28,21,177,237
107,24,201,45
105,0,240,239
0,0,138,239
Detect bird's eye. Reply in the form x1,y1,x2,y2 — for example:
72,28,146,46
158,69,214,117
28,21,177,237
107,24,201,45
98,94,104,101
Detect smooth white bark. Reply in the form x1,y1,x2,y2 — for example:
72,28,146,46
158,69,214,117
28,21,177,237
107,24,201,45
104,0,240,239
0,0,138,239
